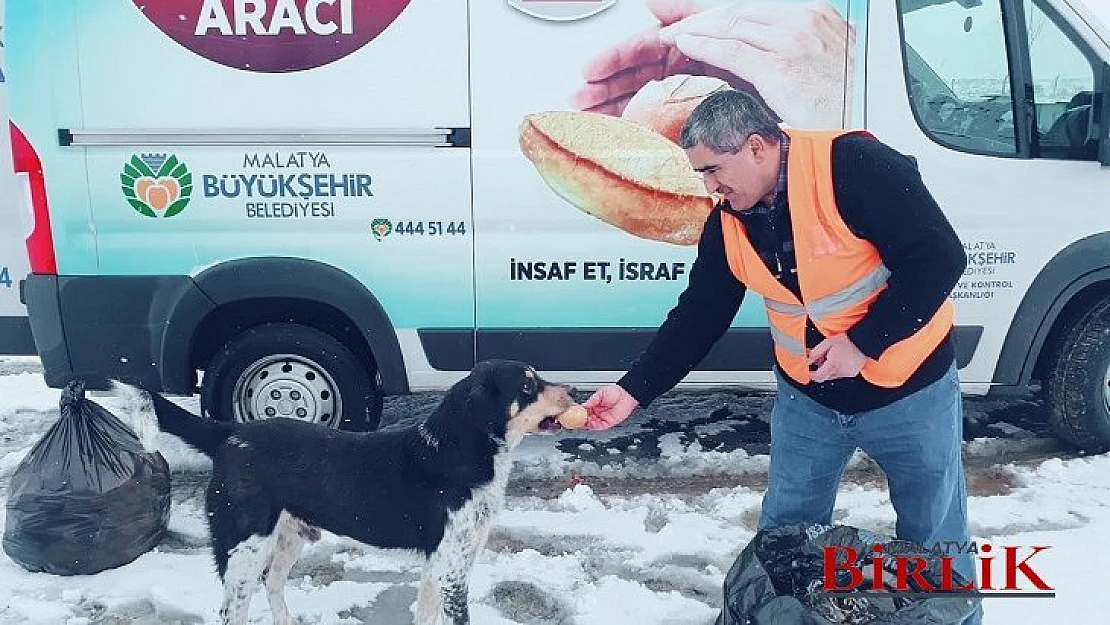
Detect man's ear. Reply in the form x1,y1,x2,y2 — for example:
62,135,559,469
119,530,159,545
748,134,767,160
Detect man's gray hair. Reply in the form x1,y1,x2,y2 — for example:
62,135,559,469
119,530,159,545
679,89,781,153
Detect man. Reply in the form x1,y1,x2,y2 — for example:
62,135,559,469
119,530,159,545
583,89,982,624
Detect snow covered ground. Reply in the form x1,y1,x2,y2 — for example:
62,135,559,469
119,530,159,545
1,355,1108,624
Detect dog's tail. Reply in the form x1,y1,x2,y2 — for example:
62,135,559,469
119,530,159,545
111,380,234,459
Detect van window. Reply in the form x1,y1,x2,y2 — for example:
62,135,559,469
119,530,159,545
1025,0,1098,160
898,0,1019,156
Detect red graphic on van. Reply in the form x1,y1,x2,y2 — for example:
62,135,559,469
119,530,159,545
133,0,412,73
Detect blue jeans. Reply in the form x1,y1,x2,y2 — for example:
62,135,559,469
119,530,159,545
758,363,982,625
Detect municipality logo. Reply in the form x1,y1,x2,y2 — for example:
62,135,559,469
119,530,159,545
371,218,393,241
121,153,193,218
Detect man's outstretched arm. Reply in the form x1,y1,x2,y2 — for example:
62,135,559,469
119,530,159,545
585,208,747,429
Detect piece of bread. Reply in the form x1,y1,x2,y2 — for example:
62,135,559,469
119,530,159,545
622,74,731,144
519,110,713,245
556,404,589,429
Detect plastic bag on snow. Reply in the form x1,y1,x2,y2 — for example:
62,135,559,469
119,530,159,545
715,523,981,625
3,380,171,575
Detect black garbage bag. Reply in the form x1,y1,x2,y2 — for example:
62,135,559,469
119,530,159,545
3,380,171,575
716,523,981,625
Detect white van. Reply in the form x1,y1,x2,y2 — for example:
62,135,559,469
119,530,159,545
6,0,1110,448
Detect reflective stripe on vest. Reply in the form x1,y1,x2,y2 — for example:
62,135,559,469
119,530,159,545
763,264,891,321
768,322,806,355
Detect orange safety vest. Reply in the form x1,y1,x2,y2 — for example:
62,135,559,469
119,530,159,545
720,128,955,388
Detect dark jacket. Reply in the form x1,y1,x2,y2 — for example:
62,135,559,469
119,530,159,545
617,133,967,414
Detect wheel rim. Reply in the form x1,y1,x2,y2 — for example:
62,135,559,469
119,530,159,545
231,354,342,428
1103,357,1110,415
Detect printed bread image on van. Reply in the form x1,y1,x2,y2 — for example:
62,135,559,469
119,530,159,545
519,109,714,245
518,73,728,245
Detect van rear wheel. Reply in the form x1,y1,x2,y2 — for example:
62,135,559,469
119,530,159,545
200,322,382,431
1047,299,1110,453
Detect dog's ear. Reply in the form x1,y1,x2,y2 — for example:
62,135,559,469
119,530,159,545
466,376,496,411
466,373,509,438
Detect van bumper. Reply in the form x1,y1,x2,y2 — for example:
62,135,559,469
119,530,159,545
21,273,212,392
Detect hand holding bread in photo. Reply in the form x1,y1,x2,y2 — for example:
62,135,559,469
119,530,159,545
621,74,730,144
556,404,589,429
519,110,713,246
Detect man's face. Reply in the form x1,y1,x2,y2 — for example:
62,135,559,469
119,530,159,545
685,136,779,211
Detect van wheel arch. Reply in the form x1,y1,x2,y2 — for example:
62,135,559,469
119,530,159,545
993,234,1110,452
1028,281,1110,386
1045,298,1110,453
188,296,379,383
993,233,1110,388
184,257,409,396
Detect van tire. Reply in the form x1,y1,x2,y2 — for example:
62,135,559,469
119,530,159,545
1047,298,1110,453
200,322,382,431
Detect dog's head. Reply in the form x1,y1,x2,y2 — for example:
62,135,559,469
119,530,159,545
459,359,577,447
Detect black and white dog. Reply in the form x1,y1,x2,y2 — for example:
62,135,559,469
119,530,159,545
114,359,576,625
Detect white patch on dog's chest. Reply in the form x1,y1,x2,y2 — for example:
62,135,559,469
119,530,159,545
426,451,512,577
452,452,511,536
468,452,511,522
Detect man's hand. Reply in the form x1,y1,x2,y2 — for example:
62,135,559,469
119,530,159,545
583,384,640,430
570,0,737,116
807,334,867,383
657,1,854,128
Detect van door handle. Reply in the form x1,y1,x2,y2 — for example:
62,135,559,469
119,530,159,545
58,127,472,148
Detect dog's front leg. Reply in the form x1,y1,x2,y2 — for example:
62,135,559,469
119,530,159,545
415,570,469,625
440,576,470,625
416,551,475,625
416,526,493,624
415,574,443,625
433,522,495,625
415,492,503,625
